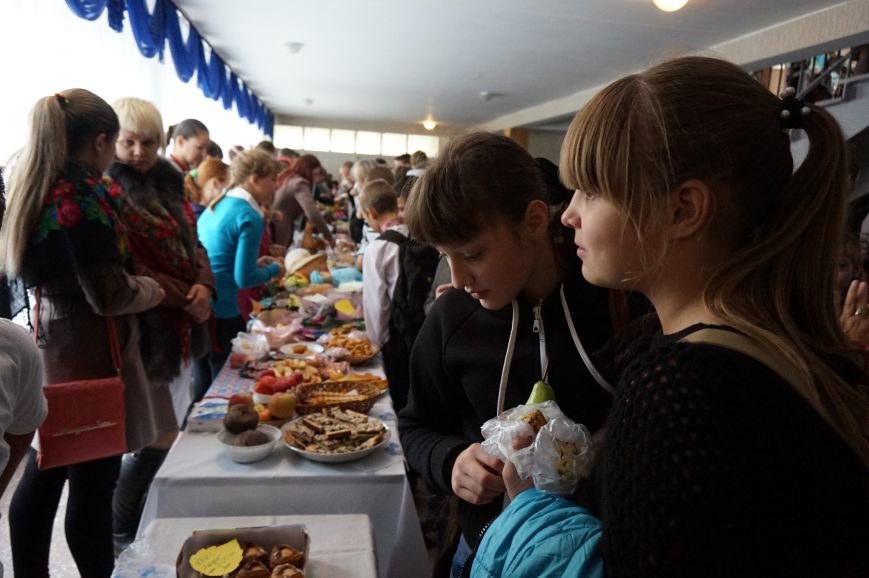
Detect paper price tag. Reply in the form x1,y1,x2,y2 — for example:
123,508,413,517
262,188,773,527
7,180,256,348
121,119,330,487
335,299,355,315
189,538,243,576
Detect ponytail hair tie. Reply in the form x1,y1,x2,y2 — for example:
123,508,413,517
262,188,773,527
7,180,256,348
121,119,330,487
189,168,199,179
778,86,811,130
54,93,68,108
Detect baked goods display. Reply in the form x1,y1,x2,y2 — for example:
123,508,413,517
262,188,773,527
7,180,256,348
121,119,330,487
179,528,307,578
283,408,388,458
295,381,382,415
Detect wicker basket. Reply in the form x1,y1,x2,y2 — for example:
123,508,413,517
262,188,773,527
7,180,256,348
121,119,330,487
295,381,381,415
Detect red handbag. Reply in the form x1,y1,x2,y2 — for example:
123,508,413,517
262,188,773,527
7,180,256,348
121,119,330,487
34,291,127,470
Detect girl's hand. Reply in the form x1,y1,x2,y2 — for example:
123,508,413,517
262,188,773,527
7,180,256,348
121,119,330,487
183,284,213,323
502,434,535,500
434,283,452,300
840,280,869,347
451,443,506,505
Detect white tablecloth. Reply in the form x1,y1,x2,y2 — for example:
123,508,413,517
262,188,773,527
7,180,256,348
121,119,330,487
140,394,429,578
116,514,377,578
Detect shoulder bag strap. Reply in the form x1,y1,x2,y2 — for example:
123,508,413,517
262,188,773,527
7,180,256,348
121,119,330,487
681,328,806,390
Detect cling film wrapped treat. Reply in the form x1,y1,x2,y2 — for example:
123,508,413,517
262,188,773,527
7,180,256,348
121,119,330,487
480,400,594,495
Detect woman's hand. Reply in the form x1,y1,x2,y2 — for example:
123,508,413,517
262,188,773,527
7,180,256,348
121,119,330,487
183,284,212,323
839,280,869,347
501,434,535,501
434,283,452,300
451,443,506,505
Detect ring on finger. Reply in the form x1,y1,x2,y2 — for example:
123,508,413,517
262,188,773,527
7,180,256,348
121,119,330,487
854,306,866,317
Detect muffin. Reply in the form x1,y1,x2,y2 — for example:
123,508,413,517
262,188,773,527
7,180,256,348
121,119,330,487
269,544,305,568
270,564,304,578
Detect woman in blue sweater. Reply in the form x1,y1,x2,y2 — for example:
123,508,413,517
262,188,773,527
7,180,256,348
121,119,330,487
195,149,286,394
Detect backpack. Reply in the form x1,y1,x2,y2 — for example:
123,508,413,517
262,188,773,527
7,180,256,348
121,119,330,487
377,228,440,409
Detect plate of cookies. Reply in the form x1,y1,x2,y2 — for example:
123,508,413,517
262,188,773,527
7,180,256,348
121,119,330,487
281,408,389,463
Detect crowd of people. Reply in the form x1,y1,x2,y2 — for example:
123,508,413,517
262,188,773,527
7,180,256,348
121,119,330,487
0,54,866,578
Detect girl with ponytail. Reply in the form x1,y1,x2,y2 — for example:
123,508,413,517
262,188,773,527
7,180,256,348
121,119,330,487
0,89,166,577
473,56,869,578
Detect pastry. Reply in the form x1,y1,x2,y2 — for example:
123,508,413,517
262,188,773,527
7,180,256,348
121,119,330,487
270,544,305,568
270,564,304,578
242,543,269,564
236,560,270,578
520,409,547,433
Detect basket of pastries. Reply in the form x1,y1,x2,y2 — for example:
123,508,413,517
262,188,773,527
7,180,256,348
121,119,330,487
325,334,379,365
295,381,381,415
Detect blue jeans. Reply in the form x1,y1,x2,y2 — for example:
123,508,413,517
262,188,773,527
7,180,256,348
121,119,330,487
450,534,473,578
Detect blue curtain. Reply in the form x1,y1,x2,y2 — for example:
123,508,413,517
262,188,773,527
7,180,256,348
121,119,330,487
65,0,124,31
65,0,273,136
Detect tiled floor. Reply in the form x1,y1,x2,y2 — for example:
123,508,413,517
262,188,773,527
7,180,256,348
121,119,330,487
0,465,78,577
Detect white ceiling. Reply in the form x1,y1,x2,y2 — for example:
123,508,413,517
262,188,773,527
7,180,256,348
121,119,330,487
173,0,843,130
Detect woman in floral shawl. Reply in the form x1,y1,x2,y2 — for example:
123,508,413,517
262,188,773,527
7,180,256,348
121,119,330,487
106,97,215,553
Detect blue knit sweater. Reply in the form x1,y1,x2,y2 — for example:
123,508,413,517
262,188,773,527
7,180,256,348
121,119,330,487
197,195,279,319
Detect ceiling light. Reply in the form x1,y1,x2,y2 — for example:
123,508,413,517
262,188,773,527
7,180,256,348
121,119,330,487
422,119,437,131
285,42,305,54
653,0,688,12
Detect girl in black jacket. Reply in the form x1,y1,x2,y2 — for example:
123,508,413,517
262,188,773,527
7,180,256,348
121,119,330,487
397,132,640,576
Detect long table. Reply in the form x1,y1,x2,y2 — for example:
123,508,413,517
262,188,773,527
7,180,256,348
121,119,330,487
139,358,430,578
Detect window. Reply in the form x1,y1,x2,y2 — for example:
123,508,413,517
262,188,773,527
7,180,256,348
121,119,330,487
272,124,439,157
381,133,408,156
303,127,331,152
355,131,381,155
407,134,440,158
274,125,303,150
330,129,356,153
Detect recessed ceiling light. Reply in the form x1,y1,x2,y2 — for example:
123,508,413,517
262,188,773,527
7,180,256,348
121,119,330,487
653,0,688,12
285,42,305,54
422,118,437,131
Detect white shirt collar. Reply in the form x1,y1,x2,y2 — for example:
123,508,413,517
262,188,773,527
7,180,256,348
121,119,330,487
225,187,262,215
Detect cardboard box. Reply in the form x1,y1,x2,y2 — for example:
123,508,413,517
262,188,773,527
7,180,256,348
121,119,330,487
186,399,228,432
176,524,310,577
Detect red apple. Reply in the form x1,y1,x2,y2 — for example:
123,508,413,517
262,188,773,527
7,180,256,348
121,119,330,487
271,377,294,393
229,392,254,407
259,369,276,378
254,381,274,395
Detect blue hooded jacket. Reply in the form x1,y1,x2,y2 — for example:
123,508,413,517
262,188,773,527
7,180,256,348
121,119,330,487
472,489,604,578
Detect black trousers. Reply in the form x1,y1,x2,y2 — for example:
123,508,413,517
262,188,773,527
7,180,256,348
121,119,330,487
9,449,121,578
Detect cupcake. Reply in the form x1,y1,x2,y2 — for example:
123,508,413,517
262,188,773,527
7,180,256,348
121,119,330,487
241,543,269,564
235,560,270,578
269,544,304,568
270,564,304,578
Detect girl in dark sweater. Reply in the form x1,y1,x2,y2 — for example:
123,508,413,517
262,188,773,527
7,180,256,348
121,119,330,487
474,56,869,578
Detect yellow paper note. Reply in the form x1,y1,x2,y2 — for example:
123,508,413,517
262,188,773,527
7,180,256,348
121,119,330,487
189,538,243,576
335,299,355,315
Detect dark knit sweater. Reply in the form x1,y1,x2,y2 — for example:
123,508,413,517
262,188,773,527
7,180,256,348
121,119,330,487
594,325,869,578
399,265,622,546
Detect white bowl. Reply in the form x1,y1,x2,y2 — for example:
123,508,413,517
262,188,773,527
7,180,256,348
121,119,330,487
217,424,281,463
252,392,273,405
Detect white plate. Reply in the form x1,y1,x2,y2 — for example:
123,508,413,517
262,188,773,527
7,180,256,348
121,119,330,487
281,420,390,463
279,342,326,358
